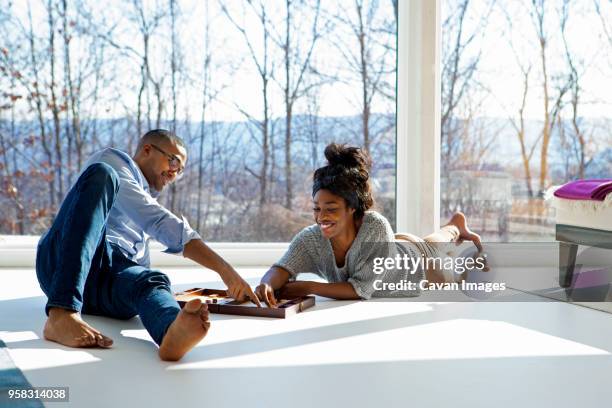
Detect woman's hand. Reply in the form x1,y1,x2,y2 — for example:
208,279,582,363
277,281,314,299
255,283,278,307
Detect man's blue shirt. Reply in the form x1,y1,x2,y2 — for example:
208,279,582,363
78,148,200,267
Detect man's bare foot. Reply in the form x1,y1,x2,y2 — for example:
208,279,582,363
43,308,113,348
158,298,210,362
447,212,483,251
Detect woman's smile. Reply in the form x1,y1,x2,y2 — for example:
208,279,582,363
319,221,336,234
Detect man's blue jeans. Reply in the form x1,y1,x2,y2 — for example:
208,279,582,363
35,163,180,345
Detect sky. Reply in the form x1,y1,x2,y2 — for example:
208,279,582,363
3,0,610,122
449,0,612,120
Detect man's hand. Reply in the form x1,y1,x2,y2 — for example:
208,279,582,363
183,239,261,306
255,283,278,307
277,281,313,299
223,272,261,307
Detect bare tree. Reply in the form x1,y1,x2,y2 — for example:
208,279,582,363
594,0,612,46
221,0,275,215
47,0,65,203
514,65,538,197
61,0,87,179
78,4,108,156
128,0,166,148
529,0,570,195
168,0,179,212
196,0,213,232
500,5,538,198
559,0,593,179
27,1,56,207
1,2,57,222
305,84,321,170
0,76,25,234
441,0,494,174
273,0,321,210
331,0,395,153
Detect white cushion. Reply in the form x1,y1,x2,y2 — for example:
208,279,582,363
551,194,612,231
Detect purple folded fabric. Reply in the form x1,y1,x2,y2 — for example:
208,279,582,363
554,179,612,201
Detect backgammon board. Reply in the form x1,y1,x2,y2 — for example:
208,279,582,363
174,288,315,318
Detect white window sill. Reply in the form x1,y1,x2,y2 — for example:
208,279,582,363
2,235,611,270
0,235,287,268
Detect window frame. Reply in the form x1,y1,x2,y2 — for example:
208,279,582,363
0,0,439,268
396,0,441,237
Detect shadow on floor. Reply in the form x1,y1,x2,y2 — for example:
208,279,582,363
3,292,612,364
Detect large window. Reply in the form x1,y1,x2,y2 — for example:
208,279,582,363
441,0,612,241
0,0,397,241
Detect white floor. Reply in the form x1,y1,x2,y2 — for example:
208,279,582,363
2,266,612,408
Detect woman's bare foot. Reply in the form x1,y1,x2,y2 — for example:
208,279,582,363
43,308,113,348
158,298,210,362
447,212,483,251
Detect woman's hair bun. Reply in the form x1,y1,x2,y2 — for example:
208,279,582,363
314,143,374,219
324,143,371,171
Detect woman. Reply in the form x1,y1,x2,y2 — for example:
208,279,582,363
255,143,483,305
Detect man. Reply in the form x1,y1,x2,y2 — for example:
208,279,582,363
36,129,260,361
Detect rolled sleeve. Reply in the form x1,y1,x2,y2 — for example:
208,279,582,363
348,260,380,300
272,227,317,279
162,215,201,255
350,241,396,300
348,277,371,300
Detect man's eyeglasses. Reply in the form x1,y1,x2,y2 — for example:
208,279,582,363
150,144,184,178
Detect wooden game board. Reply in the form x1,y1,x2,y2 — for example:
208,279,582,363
174,288,315,318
